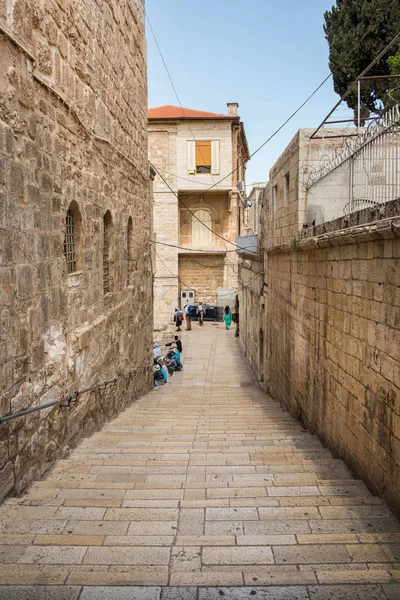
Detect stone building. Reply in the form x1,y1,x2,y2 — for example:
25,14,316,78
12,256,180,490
0,0,152,502
148,103,250,330
238,127,400,516
246,181,267,235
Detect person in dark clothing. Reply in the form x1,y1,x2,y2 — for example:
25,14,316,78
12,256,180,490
166,335,182,353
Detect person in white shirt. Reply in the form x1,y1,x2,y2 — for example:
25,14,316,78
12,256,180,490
184,304,192,331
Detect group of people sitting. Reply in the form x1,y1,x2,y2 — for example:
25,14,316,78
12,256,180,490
152,335,183,387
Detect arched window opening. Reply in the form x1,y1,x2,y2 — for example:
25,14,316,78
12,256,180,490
103,210,113,294
192,209,212,247
64,201,82,274
127,216,134,286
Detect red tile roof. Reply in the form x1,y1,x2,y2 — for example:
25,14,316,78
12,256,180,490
148,105,236,120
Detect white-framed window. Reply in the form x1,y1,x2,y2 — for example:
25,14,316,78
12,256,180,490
187,140,220,175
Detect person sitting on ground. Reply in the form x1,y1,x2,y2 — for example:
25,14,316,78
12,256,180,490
153,342,161,360
157,357,169,383
166,335,182,353
164,354,178,374
153,364,165,387
167,348,183,371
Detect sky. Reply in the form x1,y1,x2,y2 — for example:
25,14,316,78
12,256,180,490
146,0,342,187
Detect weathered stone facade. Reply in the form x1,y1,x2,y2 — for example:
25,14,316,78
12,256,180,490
239,130,400,517
149,104,249,330
0,0,152,502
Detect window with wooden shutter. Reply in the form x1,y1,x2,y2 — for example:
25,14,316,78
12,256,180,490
195,141,211,173
211,140,220,175
187,140,196,174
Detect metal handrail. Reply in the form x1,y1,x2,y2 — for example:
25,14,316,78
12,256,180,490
0,365,152,424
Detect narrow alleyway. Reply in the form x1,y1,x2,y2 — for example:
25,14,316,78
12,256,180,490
1,324,400,599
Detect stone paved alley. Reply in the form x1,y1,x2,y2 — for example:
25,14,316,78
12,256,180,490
1,324,400,599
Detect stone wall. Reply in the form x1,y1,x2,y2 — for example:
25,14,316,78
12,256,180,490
266,218,400,515
179,254,225,305
0,0,152,501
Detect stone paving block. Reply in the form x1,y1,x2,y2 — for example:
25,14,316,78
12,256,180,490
127,522,178,536
177,508,204,535
79,587,161,600
207,488,267,498
181,500,230,508
0,545,27,563
64,521,129,535
67,568,168,586
57,489,125,499
103,536,174,546
0,565,69,585
170,573,243,586
175,535,235,546
0,535,34,545
258,507,320,520
244,570,317,585
203,546,274,565
122,500,180,508
316,569,392,584
124,490,183,500
273,544,351,564
160,588,197,600
267,486,320,497
104,508,179,521
279,497,329,506
237,534,296,545
346,544,400,562
297,534,358,544
206,507,258,521
34,535,103,546
198,587,309,599
244,521,311,535
309,518,400,534
230,498,280,507
0,587,80,600
307,584,388,599
205,521,244,535
320,506,393,520
171,546,201,572
19,546,87,564
382,584,400,599
54,507,106,521
83,546,170,565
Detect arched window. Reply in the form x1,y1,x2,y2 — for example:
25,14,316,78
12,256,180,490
192,209,212,247
64,201,82,274
103,210,113,294
127,216,134,286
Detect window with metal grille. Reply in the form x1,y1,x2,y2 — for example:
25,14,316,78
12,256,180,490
127,217,133,286
103,213,110,294
64,209,76,273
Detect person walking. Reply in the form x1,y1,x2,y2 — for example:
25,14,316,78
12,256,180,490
224,305,232,330
176,309,184,332
184,304,192,331
197,303,204,326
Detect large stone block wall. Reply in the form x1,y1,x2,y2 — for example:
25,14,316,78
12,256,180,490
0,0,152,501
266,222,400,515
179,254,225,306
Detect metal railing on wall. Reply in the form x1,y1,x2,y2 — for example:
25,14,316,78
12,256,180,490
0,365,152,425
306,103,400,224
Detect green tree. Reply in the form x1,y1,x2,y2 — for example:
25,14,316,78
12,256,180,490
387,47,400,104
324,0,400,122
